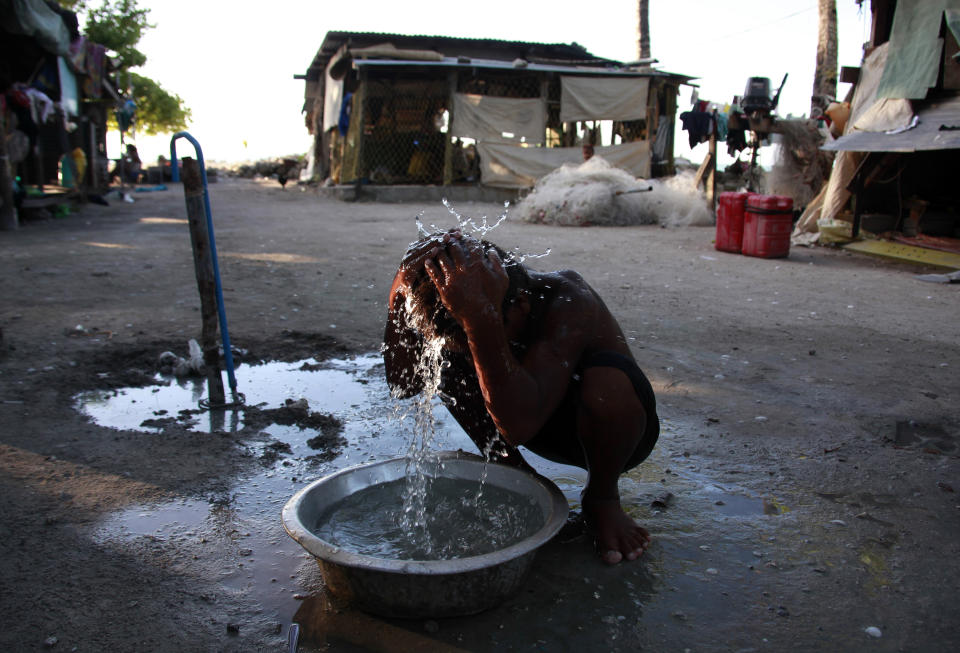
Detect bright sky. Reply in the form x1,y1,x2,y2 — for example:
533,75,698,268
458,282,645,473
123,0,872,168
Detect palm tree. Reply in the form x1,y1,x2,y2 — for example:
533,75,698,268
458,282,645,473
812,0,838,115
637,0,651,60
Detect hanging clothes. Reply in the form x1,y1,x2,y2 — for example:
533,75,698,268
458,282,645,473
714,112,729,141
679,111,713,148
338,92,352,136
726,111,748,156
116,99,136,133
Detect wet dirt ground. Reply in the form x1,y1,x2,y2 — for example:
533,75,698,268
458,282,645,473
1,177,958,652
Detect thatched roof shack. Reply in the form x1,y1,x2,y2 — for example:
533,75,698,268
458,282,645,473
299,32,694,190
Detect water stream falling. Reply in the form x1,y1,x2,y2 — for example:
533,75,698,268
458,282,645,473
397,334,447,555
395,201,555,555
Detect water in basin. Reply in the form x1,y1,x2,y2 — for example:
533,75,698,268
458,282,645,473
313,475,545,561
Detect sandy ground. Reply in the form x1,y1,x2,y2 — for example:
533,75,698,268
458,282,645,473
1,177,958,652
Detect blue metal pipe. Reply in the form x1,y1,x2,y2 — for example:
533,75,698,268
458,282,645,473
170,132,240,402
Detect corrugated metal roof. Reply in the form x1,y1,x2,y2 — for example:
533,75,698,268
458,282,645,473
304,30,658,80
352,56,692,80
318,30,595,51
823,96,960,152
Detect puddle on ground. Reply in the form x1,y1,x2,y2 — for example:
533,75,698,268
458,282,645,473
80,354,587,629
76,356,383,433
78,354,788,646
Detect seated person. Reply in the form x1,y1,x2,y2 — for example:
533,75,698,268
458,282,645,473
383,230,660,564
110,144,142,184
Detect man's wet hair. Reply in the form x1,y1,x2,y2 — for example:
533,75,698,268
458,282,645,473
403,234,530,341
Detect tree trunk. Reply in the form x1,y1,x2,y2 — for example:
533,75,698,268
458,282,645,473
812,0,838,114
637,0,651,60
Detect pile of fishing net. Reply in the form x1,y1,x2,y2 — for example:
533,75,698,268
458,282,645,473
514,156,713,227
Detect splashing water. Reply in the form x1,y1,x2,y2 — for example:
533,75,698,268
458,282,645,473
397,334,447,555
396,200,557,554
441,198,510,239
390,304,514,554
510,246,552,264
414,200,551,265
473,437,501,514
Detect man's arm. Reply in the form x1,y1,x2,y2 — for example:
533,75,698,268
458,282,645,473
460,305,583,446
425,238,586,445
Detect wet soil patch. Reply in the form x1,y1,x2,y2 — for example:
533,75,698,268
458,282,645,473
892,419,957,453
243,398,345,434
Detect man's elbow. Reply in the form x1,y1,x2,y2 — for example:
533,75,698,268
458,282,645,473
494,419,539,448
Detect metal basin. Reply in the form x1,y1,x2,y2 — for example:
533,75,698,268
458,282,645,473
282,450,569,618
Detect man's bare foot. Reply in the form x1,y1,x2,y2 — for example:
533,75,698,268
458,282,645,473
582,497,651,564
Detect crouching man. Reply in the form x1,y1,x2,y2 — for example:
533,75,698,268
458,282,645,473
383,230,659,564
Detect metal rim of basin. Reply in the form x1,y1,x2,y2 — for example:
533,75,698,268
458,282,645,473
281,450,570,576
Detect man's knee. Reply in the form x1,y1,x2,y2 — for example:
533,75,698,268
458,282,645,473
578,368,646,432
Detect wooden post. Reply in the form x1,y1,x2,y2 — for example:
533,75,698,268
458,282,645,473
181,157,225,406
706,113,717,212
851,171,864,238
443,71,457,186
665,83,678,176
353,68,368,184
33,142,44,192
88,119,97,190
646,78,658,144
693,151,713,190
0,112,18,231
748,142,760,192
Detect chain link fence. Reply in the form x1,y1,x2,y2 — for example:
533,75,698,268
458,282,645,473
327,67,669,186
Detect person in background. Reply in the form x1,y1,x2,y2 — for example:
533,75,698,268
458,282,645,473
111,144,142,184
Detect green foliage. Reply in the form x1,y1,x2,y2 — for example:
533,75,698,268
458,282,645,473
83,0,151,71
59,0,191,135
128,73,191,135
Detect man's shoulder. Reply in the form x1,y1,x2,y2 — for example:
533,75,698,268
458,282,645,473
539,270,603,314
543,269,588,287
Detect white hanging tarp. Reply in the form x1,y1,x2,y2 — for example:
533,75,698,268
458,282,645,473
559,76,649,123
322,71,344,133
58,56,78,116
476,141,650,188
451,93,546,144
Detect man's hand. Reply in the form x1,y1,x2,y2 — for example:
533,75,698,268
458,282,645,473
424,234,509,327
394,232,449,294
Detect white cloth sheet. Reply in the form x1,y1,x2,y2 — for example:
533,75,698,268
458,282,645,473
451,94,546,144
559,76,649,123
477,141,651,188
322,71,344,133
